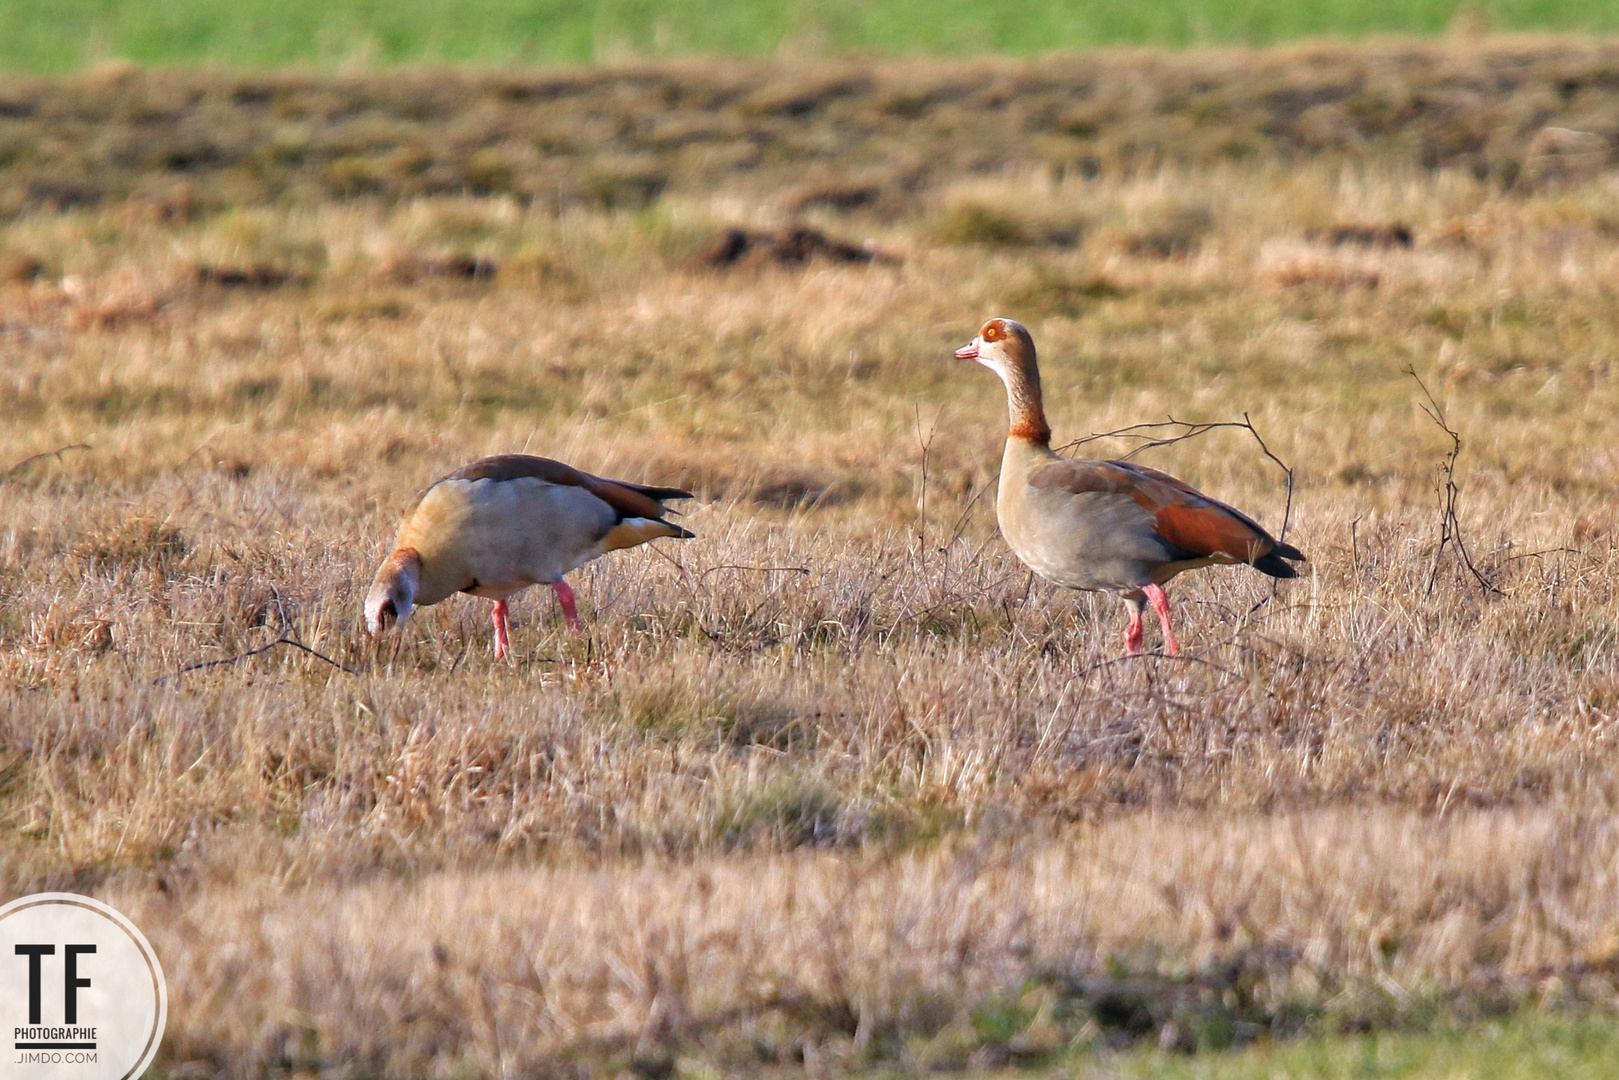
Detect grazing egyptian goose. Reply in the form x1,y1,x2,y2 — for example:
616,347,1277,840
957,318,1303,655
365,454,693,659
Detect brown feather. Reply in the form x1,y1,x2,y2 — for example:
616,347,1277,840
1027,459,1143,498
446,454,590,486
584,479,666,521
439,454,689,523
1147,500,1271,562
1009,419,1053,443
1030,458,1285,563
1116,463,1284,559
376,545,423,580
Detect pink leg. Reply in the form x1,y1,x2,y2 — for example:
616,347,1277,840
491,599,511,660
552,580,580,630
1144,583,1179,657
1125,605,1144,654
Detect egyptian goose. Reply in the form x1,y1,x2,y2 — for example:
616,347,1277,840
364,454,693,659
957,318,1303,655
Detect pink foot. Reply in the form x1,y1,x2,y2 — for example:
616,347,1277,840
1144,583,1179,657
1125,606,1144,654
492,599,511,660
553,580,580,630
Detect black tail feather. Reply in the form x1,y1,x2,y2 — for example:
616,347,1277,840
1253,542,1305,578
623,481,694,502
1272,540,1306,562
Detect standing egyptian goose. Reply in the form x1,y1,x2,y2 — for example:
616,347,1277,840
364,454,693,659
957,318,1303,655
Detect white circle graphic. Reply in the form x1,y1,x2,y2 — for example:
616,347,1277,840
0,894,166,1080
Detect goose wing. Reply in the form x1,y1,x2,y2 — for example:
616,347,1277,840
442,454,693,532
1027,458,1302,571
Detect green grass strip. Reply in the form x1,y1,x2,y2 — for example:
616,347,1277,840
7,0,1619,73
1057,1014,1619,1079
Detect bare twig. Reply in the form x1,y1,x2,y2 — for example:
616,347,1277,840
1499,547,1586,563
1057,413,1296,540
3,442,91,480
1405,367,1500,597
895,569,1026,626
696,564,810,582
269,585,291,631
179,423,245,469
157,585,358,683
945,477,994,548
914,404,939,551
1072,650,1242,682
1349,516,1363,587
643,542,700,596
156,633,358,684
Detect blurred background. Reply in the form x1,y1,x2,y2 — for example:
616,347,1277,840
7,0,1619,71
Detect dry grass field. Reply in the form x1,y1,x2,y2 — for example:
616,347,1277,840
3,40,1619,1077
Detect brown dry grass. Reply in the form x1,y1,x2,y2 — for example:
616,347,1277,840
136,813,1619,1076
3,49,1619,1077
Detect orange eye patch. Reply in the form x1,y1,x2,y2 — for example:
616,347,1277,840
982,323,1002,341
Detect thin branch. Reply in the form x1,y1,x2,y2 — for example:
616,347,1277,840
895,569,1027,626
913,403,939,551
3,442,91,481
269,585,291,631
640,542,704,607
1072,650,1241,682
157,585,358,683
1499,547,1587,563
1056,413,1296,541
179,423,245,469
1405,367,1500,597
944,477,994,548
696,564,810,582
1240,412,1296,541
156,633,358,684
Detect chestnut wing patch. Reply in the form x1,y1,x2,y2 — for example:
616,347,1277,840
448,454,590,487
442,454,690,522
1028,458,1280,563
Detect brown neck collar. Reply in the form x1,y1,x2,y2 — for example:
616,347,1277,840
1009,417,1052,444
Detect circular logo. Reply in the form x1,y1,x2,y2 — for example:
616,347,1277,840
0,894,166,1080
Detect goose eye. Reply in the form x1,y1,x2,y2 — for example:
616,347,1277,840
983,325,999,341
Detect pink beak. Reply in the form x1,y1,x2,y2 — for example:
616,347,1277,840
955,339,980,360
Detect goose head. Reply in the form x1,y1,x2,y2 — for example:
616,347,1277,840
955,317,1037,383
955,317,1049,444
364,547,421,634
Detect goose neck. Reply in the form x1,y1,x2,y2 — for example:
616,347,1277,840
1001,364,1051,447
